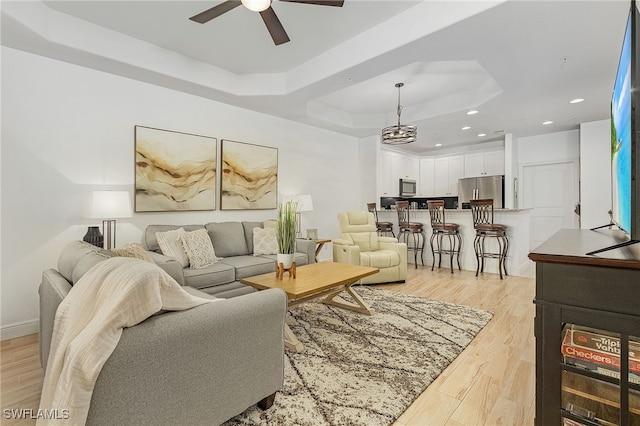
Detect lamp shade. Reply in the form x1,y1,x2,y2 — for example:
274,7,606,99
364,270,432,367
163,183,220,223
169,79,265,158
90,191,132,219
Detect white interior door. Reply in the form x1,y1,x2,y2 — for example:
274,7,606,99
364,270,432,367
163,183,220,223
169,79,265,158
521,161,579,249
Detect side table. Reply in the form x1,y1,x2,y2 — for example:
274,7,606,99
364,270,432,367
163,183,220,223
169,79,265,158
314,239,331,262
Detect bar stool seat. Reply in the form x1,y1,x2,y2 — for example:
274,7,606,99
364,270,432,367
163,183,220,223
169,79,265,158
470,199,509,279
395,201,425,268
427,200,462,273
366,202,395,237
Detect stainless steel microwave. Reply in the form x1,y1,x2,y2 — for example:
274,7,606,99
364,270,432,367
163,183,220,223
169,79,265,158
399,179,416,197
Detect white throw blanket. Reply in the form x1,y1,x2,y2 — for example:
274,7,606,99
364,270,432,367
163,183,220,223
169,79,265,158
38,257,215,426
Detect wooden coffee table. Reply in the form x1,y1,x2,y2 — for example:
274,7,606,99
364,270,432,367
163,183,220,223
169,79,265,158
241,262,379,352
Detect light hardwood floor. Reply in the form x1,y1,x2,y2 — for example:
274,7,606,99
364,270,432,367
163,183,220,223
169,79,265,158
0,266,536,425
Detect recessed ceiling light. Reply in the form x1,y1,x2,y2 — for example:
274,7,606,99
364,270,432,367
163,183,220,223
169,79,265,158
467,110,479,115
462,126,471,130
435,143,442,147
569,98,584,104
542,121,554,125
477,133,486,137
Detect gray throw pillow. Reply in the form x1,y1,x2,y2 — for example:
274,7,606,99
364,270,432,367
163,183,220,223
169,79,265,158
205,222,249,257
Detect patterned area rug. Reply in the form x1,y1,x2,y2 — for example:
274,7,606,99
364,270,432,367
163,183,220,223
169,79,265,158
224,287,493,426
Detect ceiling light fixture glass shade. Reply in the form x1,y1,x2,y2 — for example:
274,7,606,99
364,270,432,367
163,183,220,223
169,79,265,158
381,83,417,145
241,0,271,12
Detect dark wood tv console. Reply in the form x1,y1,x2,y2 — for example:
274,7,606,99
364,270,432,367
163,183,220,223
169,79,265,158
529,229,640,425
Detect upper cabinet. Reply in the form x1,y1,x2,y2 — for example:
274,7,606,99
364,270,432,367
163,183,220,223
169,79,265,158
378,150,394,196
379,147,503,198
464,150,505,178
434,155,464,196
392,154,419,180
379,151,419,196
418,158,435,196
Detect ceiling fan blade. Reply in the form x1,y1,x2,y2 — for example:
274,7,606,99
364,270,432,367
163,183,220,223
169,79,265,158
189,0,242,24
278,0,344,6
260,7,290,45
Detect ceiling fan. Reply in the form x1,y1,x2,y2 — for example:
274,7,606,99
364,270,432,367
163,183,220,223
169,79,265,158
189,0,344,46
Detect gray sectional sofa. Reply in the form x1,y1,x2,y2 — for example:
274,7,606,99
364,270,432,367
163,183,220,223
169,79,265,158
37,219,316,425
142,221,316,297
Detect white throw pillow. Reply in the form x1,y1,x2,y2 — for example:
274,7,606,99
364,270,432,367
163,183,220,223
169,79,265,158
253,227,278,256
181,229,219,269
155,228,190,267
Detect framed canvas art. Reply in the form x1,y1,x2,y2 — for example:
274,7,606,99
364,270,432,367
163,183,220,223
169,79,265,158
135,126,216,212
220,140,278,210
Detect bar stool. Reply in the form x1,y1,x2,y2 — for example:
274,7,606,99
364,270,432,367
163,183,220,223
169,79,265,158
427,200,462,273
367,202,395,237
395,201,425,268
470,199,509,279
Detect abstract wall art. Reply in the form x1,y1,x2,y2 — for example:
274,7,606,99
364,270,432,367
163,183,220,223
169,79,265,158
135,126,216,212
220,140,278,210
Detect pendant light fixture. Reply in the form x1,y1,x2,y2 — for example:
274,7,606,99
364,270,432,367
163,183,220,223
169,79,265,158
381,82,417,145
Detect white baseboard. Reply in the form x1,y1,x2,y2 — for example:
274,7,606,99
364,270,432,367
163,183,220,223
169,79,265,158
1,319,39,341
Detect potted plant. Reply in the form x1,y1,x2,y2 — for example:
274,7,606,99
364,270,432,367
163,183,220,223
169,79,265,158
277,200,298,269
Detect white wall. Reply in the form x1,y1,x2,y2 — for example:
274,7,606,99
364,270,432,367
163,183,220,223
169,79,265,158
1,47,362,338
359,135,378,208
580,119,612,229
517,129,580,165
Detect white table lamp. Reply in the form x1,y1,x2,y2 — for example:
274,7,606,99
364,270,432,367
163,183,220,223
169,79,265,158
90,191,132,249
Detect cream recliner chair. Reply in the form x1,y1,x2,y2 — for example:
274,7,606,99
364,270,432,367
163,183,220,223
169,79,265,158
333,211,407,284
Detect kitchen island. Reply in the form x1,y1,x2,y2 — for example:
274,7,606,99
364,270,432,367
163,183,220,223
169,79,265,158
377,208,533,277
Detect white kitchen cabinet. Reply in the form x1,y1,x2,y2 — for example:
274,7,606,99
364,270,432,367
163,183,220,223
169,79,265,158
484,150,505,176
433,157,449,196
378,150,394,196
433,155,464,196
447,155,464,195
464,150,504,177
391,153,419,180
418,157,435,196
379,151,419,197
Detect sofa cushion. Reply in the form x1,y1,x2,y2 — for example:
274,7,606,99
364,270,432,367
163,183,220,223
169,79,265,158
58,241,112,283
181,229,220,269
242,221,264,254
218,255,275,280
143,224,204,253
181,286,219,300
183,262,235,289
196,281,256,298
360,250,401,269
253,227,278,256
71,250,115,285
156,228,190,267
205,222,249,257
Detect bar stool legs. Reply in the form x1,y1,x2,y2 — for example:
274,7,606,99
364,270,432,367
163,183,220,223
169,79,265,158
473,230,508,279
399,227,426,268
430,229,462,273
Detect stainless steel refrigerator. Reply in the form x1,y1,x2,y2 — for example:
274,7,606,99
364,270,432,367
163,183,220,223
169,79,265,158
457,175,504,208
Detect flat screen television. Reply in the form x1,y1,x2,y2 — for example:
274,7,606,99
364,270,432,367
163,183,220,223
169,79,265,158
590,0,640,254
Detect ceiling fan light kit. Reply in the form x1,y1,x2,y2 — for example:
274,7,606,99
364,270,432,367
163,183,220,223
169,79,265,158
241,0,271,12
382,83,417,145
190,0,344,46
